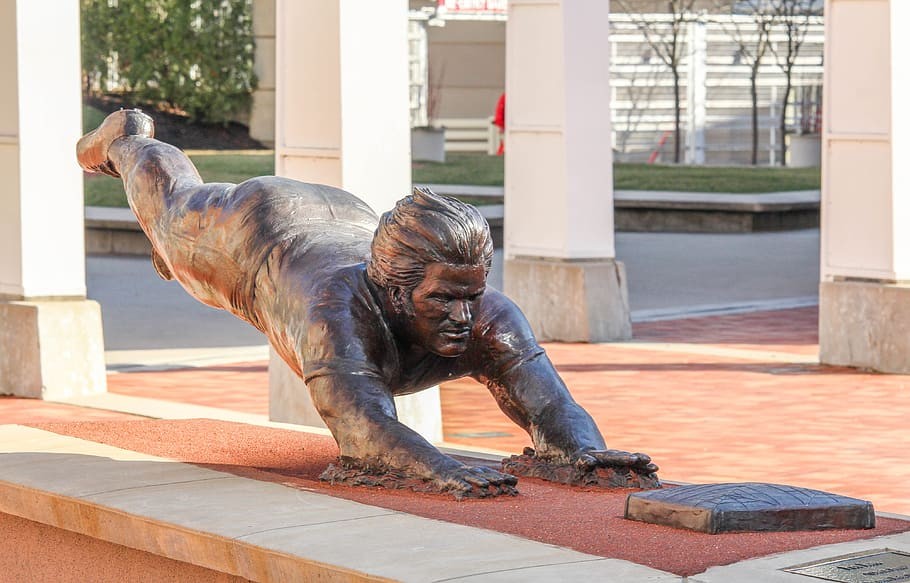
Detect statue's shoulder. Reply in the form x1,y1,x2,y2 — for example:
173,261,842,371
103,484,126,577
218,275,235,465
306,264,388,332
299,264,398,383
475,288,533,337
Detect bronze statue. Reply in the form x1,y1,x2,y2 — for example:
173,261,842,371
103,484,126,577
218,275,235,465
78,110,658,498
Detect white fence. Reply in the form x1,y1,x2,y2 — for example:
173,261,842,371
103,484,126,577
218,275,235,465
610,13,824,165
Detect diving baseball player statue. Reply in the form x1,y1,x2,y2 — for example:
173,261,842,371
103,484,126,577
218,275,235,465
78,110,659,498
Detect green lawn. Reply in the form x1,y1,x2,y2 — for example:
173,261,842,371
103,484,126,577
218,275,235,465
414,153,821,193
412,153,506,187
614,163,820,193
84,150,821,208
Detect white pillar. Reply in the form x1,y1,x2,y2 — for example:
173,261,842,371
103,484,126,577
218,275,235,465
503,0,631,342
0,0,106,398
686,19,707,165
270,1,442,441
819,0,910,373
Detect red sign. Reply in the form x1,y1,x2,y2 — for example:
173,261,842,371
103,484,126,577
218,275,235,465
438,0,508,14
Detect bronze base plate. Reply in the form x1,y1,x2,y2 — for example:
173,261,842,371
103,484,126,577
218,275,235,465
625,482,876,534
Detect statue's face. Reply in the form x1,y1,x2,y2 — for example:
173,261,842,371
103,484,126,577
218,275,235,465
407,262,486,357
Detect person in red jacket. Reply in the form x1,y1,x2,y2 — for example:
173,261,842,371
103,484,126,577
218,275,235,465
493,92,506,155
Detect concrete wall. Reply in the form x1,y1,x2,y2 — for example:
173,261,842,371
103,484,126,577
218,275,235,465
427,20,505,120
249,0,276,146
0,512,247,583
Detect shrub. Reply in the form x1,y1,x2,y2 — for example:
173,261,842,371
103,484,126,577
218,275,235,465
82,0,257,124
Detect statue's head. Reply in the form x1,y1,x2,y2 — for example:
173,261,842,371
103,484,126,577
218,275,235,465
367,187,494,356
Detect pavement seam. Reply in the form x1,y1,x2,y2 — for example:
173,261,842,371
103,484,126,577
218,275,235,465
430,558,613,582
80,475,233,498
233,512,400,541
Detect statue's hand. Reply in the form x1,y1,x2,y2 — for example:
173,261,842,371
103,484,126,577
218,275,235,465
437,464,518,499
501,446,660,489
572,449,659,474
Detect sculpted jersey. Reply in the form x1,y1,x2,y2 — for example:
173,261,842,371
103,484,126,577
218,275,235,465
122,138,544,395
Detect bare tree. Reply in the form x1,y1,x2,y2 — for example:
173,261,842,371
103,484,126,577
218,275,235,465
614,56,664,158
768,0,821,165
714,0,775,165
615,0,697,164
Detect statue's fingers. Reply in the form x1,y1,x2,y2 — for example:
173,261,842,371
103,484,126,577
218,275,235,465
642,462,659,473
591,450,641,467
632,452,652,466
574,453,598,470
475,466,516,486
461,471,491,489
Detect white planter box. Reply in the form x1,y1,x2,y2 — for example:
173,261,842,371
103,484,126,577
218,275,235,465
787,134,821,168
411,127,446,163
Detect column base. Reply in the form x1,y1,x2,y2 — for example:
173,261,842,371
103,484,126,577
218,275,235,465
268,350,443,443
0,300,106,399
503,257,632,342
819,281,910,374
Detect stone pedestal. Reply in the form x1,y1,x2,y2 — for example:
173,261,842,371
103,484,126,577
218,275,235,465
504,257,631,342
819,281,910,374
268,349,443,443
0,300,106,399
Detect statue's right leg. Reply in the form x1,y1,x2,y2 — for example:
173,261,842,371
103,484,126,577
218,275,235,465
78,110,209,280
77,109,155,178
78,109,205,212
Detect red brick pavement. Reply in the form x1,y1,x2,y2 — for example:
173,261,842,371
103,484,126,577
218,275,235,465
4,307,908,514
106,362,269,416
0,397,141,424
442,308,910,514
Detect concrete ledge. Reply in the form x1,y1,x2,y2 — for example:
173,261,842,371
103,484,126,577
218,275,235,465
0,425,673,582
421,186,820,234
85,206,151,256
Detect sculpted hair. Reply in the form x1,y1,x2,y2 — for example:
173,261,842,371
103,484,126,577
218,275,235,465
367,187,494,290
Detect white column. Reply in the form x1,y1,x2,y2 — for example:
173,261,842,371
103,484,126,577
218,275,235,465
0,0,106,398
274,0,410,213
686,19,707,165
503,0,631,341
271,1,442,441
819,0,910,373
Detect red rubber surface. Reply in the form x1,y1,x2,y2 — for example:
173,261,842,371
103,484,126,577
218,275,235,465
29,418,910,577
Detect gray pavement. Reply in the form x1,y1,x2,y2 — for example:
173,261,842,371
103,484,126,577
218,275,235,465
87,228,819,355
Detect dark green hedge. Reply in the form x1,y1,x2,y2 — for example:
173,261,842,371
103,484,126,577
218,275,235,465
82,0,257,124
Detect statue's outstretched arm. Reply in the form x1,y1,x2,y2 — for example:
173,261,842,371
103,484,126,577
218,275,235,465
476,291,658,486
307,373,517,498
